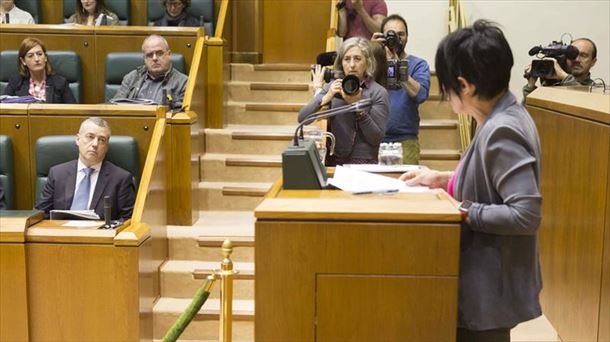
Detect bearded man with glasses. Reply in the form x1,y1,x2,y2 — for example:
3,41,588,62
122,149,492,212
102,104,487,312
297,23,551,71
112,34,188,107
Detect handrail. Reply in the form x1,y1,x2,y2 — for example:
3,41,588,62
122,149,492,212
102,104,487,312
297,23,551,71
214,0,229,39
326,0,339,52
182,37,205,111
130,118,166,225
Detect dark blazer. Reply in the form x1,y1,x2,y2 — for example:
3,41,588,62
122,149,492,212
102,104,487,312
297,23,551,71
35,160,135,221
0,184,5,210
3,74,77,104
453,91,542,330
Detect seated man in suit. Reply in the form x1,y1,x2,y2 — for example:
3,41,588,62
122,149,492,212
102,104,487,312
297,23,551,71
112,34,187,108
35,117,135,221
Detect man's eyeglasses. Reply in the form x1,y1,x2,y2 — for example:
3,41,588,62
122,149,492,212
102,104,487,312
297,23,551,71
144,50,168,60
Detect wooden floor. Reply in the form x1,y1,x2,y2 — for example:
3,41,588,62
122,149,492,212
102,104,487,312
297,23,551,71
512,315,559,342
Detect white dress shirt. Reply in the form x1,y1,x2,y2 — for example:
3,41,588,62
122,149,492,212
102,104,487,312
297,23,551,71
74,159,102,209
0,6,35,24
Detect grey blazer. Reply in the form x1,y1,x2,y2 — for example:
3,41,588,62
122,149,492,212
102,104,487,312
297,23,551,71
453,91,543,330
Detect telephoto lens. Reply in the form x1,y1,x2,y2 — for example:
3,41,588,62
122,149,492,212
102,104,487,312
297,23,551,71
342,75,361,95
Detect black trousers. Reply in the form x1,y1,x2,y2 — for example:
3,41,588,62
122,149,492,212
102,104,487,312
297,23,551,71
456,327,511,342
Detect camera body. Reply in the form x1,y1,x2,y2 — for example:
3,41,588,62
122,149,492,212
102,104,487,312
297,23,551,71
526,41,579,84
387,59,409,89
383,30,403,54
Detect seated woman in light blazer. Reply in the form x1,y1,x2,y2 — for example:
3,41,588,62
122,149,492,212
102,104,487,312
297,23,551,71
3,37,76,104
401,20,543,342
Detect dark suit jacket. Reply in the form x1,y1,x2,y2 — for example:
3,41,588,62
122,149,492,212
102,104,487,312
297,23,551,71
0,184,6,210
3,74,77,104
35,160,135,221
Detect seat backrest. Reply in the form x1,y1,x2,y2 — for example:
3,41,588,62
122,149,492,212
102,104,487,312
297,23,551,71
147,0,214,35
35,135,139,204
15,0,41,23
104,52,186,101
0,50,82,103
0,135,15,209
63,0,130,25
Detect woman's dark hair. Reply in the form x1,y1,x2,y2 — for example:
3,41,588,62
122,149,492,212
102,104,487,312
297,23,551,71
18,37,54,78
161,0,191,10
74,0,111,24
435,19,513,100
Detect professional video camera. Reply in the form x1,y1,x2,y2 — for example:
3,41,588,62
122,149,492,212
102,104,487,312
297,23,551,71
311,51,362,96
383,30,403,54
525,36,579,84
387,59,408,89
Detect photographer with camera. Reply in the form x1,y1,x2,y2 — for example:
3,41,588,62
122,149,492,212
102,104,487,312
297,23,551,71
371,14,430,165
299,37,389,166
337,0,387,40
523,38,597,99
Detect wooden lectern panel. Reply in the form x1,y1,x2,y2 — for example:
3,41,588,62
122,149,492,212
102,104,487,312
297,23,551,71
316,275,457,341
0,114,32,209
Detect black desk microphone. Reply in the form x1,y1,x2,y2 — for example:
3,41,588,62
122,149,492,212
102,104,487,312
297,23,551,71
4,13,9,24
103,195,111,226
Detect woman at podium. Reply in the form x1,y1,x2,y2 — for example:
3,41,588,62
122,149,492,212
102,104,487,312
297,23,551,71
298,37,389,166
401,20,542,342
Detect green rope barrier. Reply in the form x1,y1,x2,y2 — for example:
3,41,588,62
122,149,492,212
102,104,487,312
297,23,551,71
161,276,216,342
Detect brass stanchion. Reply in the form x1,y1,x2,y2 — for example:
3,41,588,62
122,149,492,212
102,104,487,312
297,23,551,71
216,239,238,342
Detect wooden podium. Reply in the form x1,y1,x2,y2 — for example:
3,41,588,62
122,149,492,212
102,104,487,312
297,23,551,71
526,87,610,342
254,181,461,341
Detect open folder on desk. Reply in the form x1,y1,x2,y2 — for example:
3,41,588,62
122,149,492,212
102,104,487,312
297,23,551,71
328,165,429,193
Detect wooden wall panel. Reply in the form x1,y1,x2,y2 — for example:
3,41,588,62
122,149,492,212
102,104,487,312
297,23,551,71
599,153,610,342
0,243,28,342
262,0,329,64
530,107,609,342
0,115,32,209
40,1,64,24
26,243,141,341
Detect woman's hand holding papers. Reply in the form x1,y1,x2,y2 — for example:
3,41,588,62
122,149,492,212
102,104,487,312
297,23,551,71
400,169,453,190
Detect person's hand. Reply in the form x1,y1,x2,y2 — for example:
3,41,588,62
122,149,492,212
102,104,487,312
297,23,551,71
311,64,325,91
371,32,385,46
524,63,537,87
545,57,569,81
351,0,364,13
342,87,362,104
399,169,452,189
321,78,342,106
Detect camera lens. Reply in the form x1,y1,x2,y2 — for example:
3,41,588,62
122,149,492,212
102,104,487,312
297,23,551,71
342,75,360,95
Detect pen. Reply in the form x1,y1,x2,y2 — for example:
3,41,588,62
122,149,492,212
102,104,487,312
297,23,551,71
353,189,400,195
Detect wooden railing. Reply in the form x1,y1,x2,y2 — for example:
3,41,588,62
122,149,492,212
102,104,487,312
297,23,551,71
205,0,230,129
326,0,339,52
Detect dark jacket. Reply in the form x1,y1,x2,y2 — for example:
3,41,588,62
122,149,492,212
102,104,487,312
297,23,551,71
3,74,77,104
35,159,135,221
153,12,200,27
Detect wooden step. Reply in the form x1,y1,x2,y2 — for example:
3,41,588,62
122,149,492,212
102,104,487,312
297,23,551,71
420,149,461,160
253,64,310,72
198,235,255,248
244,102,305,112
231,63,310,83
201,153,281,182
153,297,254,340
160,260,254,299
250,82,310,91
232,131,292,141
226,101,299,126
199,181,271,211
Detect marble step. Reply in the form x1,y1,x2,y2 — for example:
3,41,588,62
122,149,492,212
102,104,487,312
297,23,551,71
160,260,254,300
231,63,310,83
198,181,271,211
228,81,313,103
153,297,254,340
167,211,255,262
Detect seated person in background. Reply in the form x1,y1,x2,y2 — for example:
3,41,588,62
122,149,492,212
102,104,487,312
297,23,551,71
337,0,387,40
299,37,389,166
523,38,597,99
35,117,135,221
112,35,188,107
154,0,200,27
0,0,35,24
67,0,119,26
3,37,76,103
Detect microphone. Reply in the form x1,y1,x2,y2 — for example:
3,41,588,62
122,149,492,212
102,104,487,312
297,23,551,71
103,195,111,226
282,98,373,190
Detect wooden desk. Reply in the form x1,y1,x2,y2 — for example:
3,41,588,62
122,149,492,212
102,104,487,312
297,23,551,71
254,182,461,341
527,87,610,341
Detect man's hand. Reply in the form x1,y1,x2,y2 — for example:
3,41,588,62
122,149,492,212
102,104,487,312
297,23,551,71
399,169,452,189
351,0,364,13
546,57,569,81
371,32,385,45
524,63,537,87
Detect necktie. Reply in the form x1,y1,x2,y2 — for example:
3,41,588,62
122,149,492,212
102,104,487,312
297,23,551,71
70,168,94,210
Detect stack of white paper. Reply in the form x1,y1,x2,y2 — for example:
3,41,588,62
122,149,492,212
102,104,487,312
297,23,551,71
328,165,428,193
